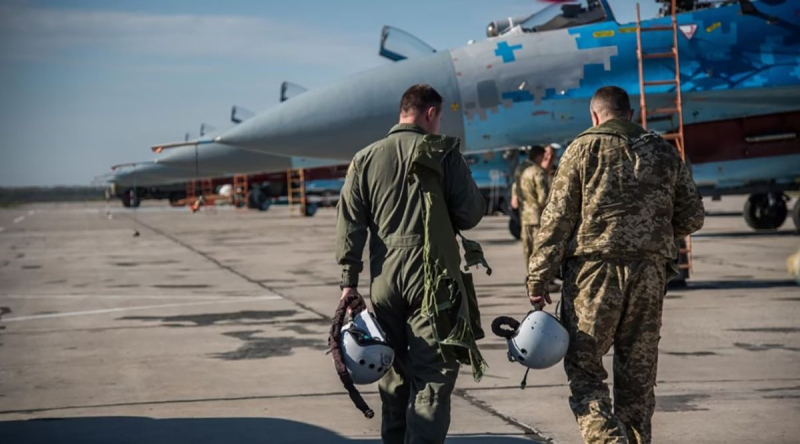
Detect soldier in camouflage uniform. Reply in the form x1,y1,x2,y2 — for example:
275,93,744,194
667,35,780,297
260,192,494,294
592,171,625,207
517,145,555,266
510,150,535,212
336,85,487,444
527,86,705,444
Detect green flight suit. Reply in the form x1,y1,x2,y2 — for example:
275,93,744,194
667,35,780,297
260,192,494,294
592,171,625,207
336,123,487,444
528,119,705,444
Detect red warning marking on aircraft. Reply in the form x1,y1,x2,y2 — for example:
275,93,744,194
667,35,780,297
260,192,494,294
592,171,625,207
457,72,462,76
679,24,698,40
486,64,493,69
531,110,549,116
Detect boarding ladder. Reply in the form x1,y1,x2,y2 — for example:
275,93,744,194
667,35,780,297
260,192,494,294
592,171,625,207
233,174,249,208
636,0,693,277
186,179,214,212
287,168,307,216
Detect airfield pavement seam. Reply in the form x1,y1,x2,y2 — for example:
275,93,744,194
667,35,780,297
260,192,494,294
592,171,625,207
121,215,553,441
0,390,373,416
125,214,330,320
453,389,549,443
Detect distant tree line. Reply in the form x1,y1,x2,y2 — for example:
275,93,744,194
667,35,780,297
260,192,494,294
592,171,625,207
0,186,107,205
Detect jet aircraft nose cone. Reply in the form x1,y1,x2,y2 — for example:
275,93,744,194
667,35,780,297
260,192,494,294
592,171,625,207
216,51,464,159
110,162,195,187
155,143,291,175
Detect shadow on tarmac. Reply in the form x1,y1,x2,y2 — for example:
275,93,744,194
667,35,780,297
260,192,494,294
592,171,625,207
0,416,537,443
693,230,797,238
681,280,798,290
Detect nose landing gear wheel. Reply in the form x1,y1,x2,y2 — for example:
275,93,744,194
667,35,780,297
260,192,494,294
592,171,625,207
743,193,787,230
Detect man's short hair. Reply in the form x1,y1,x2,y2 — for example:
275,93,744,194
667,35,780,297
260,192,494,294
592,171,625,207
528,145,546,161
400,84,443,115
590,86,631,118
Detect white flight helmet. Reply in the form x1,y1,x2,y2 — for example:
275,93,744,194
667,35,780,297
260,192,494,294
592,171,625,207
507,309,569,370
341,309,394,385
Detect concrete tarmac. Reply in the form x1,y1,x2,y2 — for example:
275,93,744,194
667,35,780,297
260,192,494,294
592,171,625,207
0,197,798,443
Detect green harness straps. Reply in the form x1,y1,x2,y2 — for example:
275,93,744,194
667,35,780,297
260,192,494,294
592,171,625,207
409,134,490,382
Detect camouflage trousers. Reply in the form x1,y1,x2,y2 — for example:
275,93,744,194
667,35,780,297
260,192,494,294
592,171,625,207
371,246,460,444
561,256,667,444
521,224,538,268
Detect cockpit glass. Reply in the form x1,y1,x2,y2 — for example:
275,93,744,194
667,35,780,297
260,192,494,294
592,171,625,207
487,0,607,37
519,0,606,33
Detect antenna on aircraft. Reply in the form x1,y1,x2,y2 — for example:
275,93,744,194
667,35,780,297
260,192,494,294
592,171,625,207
280,82,308,102
231,106,255,124
200,123,216,137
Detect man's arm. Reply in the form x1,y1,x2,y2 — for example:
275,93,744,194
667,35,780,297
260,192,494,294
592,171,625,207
533,168,549,208
335,160,369,289
510,181,519,210
444,149,486,231
527,144,583,301
672,158,705,236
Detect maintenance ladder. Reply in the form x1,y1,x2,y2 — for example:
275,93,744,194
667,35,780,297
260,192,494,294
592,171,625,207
287,168,307,216
232,174,249,208
186,179,214,212
635,0,693,277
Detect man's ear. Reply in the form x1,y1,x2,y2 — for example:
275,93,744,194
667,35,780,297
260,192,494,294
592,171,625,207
426,106,438,122
590,110,600,126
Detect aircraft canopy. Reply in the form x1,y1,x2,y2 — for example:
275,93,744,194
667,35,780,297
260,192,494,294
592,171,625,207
487,0,608,37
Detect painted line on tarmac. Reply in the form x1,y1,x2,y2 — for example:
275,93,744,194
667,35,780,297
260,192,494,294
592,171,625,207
12,216,24,224
0,295,283,322
129,216,329,320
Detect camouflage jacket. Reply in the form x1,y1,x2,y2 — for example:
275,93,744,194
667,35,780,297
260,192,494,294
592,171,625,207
510,159,534,203
527,118,705,296
336,123,486,288
518,162,550,226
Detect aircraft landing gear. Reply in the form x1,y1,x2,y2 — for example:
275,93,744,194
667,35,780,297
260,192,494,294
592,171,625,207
792,198,800,233
247,188,271,212
121,188,140,208
743,193,787,230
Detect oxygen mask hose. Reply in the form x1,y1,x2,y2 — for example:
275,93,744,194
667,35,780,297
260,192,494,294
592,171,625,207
329,293,374,419
490,316,530,389
490,316,520,340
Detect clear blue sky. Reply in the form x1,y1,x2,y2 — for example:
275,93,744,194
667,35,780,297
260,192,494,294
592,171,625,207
0,0,660,186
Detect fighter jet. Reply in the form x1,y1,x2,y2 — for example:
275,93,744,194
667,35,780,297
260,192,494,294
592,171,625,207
151,0,792,230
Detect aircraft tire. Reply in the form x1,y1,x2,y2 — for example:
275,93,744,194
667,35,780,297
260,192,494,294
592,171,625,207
743,193,787,230
791,199,800,233
123,189,140,208
168,192,184,207
248,188,271,212
305,202,318,217
667,273,688,290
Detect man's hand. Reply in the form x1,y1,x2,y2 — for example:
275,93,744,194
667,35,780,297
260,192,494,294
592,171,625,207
341,287,364,304
511,194,519,210
529,292,552,308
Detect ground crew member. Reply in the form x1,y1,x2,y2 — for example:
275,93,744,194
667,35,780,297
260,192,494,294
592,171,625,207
527,86,705,444
336,84,487,444
517,145,555,267
509,148,534,212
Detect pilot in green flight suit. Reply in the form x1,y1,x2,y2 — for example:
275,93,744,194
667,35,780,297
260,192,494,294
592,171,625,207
336,84,487,444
